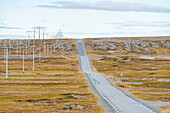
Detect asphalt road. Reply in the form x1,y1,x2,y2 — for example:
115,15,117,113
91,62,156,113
77,39,156,113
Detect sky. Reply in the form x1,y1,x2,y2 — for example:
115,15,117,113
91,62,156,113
0,0,170,39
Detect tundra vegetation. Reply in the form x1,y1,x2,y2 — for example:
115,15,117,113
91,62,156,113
0,39,103,113
84,37,170,113
84,37,170,56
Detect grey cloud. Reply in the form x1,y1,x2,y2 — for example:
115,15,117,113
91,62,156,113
0,19,23,29
106,21,170,27
65,32,115,35
0,26,23,29
0,19,22,29
0,35,26,39
35,1,170,13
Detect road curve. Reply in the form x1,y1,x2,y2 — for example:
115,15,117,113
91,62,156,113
77,39,157,113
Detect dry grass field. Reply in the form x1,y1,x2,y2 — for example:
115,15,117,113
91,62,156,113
0,57,79,73
0,39,78,57
91,56,170,112
84,37,170,56
85,36,170,113
0,39,104,113
0,73,103,113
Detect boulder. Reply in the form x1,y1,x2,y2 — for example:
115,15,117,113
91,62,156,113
77,105,86,109
62,106,72,110
71,104,77,107
151,42,159,48
52,109,57,112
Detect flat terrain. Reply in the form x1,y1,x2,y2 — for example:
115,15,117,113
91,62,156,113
84,37,170,56
0,73,103,113
0,39,78,57
91,56,170,101
86,37,170,113
0,39,104,113
78,40,156,113
0,57,79,73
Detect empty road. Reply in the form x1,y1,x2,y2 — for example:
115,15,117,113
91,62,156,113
77,39,156,113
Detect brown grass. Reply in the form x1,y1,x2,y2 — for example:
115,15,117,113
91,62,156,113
0,73,104,112
91,56,170,102
84,37,170,56
160,105,170,113
0,39,105,112
0,57,79,73
0,39,78,57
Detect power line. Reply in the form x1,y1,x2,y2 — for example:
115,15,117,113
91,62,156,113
26,31,31,39
33,27,45,40
6,48,8,79
33,47,34,72
23,50,24,74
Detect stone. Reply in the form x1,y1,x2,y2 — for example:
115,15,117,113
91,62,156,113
52,109,57,112
117,50,121,52
71,104,77,107
151,42,159,48
161,40,165,44
77,105,86,109
134,49,141,52
99,45,108,51
62,106,72,110
141,42,150,48
144,48,151,52
109,44,117,50
164,43,170,48
125,48,131,52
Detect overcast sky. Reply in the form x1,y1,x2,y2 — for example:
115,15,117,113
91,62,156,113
0,0,170,39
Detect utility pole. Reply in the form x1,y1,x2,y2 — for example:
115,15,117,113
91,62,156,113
43,33,48,55
42,27,46,40
23,50,24,74
26,31,32,39
33,27,45,40
39,47,41,65
20,40,21,55
10,42,12,55
17,40,18,55
50,46,52,54
33,47,34,72
4,49,5,64
6,48,8,79
27,30,36,46
38,27,41,40
44,40,46,55
4,41,6,64
54,43,55,53
58,29,63,38
33,30,37,46
47,44,49,55
8,40,10,55
32,29,36,46
29,28,37,72
42,29,47,55
26,41,28,55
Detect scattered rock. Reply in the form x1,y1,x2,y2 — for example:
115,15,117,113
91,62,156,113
52,109,57,112
62,106,72,110
71,104,77,107
87,39,169,54
77,105,86,109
